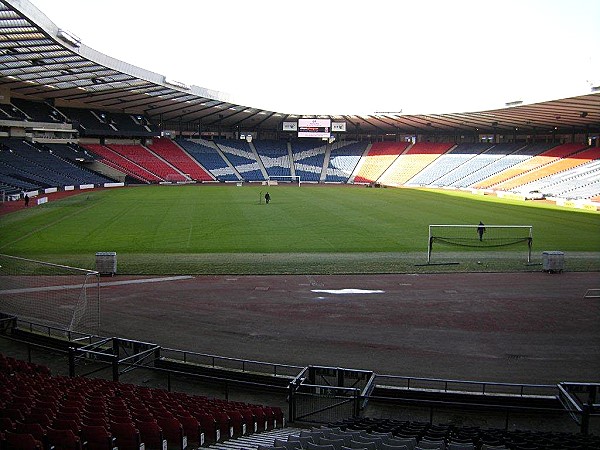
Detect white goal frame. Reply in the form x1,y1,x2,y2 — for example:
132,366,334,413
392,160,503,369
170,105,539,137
267,175,301,186
427,224,533,264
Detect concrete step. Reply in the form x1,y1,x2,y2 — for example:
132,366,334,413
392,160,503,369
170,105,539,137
207,427,304,450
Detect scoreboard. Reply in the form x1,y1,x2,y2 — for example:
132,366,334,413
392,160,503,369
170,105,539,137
298,118,331,138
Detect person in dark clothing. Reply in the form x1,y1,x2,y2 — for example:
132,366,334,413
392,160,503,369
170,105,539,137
477,221,485,241
24,194,29,207
264,192,271,204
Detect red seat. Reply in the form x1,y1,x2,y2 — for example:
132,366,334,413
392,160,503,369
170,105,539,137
226,409,246,436
23,412,52,428
2,407,26,422
110,422,142,450
239,408,256,434
0,416,14,432
252,407,267,431
177,415,204,446
52,418,81,435
82,416,108,427
135,420,166,450
14,423,46,442
212,410,232,439
46,428,83,450
4,431,44,450
156,416,185,448
271,406,285,428
193,412,218,443
80,425,115,450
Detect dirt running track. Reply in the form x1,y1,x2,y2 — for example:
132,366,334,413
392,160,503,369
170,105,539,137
97,271,600,385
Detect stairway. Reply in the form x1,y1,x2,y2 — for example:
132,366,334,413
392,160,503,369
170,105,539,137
207,427,304,450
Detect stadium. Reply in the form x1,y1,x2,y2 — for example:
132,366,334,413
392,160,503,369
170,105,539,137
0,0,600,448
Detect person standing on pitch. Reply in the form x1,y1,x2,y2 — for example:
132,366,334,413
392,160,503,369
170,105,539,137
477,221,485,241
265,192,271,204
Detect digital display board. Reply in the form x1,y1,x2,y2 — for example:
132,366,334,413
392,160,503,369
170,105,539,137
298,118,331,138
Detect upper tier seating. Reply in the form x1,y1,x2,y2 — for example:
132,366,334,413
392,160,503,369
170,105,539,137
147,138,213,182
60,108,158,136
291,139,327,182
216,140,265,181
11,98,66,123
254,140,293,178
353,142,410,184
325,141,368,183
83,144,161,183
0,103,28,121
381,142,454,186
176,139,240,182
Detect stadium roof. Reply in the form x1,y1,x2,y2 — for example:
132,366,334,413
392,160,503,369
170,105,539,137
1,0,599,137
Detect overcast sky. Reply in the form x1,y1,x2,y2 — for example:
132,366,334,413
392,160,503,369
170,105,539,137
28,0,600,115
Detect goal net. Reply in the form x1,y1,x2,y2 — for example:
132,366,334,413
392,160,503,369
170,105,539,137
427,225,533,263
266,175,301,186
0,254,100,334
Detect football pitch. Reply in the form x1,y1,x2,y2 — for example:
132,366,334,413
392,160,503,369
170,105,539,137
0,184,598,274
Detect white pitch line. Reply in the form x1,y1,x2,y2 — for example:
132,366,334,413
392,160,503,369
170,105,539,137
0,275,193,295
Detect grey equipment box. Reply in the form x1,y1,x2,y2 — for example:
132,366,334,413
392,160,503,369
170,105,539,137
96,252,117,276
542,251,564,273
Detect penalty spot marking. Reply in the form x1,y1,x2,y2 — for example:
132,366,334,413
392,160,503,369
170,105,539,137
311,289,384,295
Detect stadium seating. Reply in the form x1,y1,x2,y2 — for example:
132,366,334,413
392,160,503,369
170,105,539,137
83,143,161,183
11,98,66,123
0,138,111,190
291,139,328,182
176,138,240,181
309,418,600,450
254,140,293,178
455,142,556,189
380,142,454,186
325,141,369,183
495,147,600,194
0,352,284,450
474,143,587,189
433,143,524,187
146,137,213,181
406,143,491,187
107,144,186,182
518,158,600,199
0,103,28,121
353,142,410,184
59,107,158,137
216,140,266,181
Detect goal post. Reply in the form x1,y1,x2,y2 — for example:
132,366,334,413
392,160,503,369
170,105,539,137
427,224,533,264
266,175,301,186
0,254,100,334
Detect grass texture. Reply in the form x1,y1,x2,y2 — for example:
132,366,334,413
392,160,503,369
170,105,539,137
0,184,598,274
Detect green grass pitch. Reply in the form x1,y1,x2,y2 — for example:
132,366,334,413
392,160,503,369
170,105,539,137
0,184,598,274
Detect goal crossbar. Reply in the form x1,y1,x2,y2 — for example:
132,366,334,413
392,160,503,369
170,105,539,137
428,225,533,263
267,175,301,186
